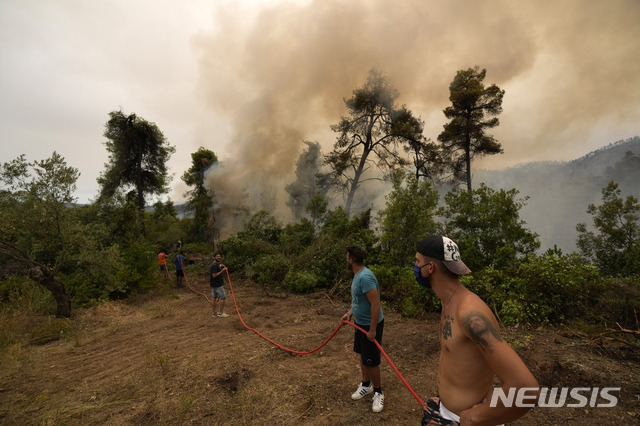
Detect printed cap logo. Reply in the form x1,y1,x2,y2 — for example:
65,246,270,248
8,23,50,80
443,237,461,262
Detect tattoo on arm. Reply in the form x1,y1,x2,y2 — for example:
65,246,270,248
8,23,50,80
464,311,503,353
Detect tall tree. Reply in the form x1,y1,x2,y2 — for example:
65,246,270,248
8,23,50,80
325,69,425,216
0,153,77,317
285,141,332,220
182,147,218,242
576,181,640,276
98,110,175,236
438,66,504,192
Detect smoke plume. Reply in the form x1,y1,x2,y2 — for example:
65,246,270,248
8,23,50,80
195,0,640,234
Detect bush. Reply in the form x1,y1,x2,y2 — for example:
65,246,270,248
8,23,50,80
280,219,315,256
113,241,158,297
593,275,640,328
497,253,600,325
245,254,290,287
63,244,125,306
282,270,319,293
218,235,279,274
463,265,511,319
0,276,54,314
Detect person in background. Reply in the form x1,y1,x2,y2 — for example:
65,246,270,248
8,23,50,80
157,249,169,280
210,252,229,318
341,246,385,413
415,235,538,426
174,251,185,288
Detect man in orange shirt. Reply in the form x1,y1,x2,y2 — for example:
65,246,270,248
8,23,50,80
157,250,169,280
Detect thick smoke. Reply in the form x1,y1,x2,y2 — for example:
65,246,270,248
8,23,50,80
195,0,640,235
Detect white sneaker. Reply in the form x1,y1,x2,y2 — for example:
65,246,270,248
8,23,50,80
372,391,384,412
218,313,229,318
351,383,374,400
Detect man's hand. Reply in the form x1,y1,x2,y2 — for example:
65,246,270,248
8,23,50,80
341,311,352,322
366,328,376,342
458,398,486,425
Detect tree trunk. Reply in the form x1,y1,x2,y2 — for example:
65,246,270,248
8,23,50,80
345,152,369,217
29,265,72,318
465,137,473,194
137,171,146,237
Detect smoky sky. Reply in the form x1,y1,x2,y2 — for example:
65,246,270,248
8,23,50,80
196,0,640,226
1,0,638,216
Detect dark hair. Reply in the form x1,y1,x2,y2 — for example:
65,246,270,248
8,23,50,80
346,246,366,265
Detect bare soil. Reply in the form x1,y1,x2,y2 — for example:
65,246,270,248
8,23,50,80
1,273,639,425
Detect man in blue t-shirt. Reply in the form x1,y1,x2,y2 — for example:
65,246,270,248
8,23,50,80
174,251,185,288
341,246,385,413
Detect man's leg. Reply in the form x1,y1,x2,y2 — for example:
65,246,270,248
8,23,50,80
360,362,371,383
364,365,380,388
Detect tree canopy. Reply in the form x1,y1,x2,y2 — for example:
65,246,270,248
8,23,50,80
181,147,218,241
98,110,175,236
438,66,504,193
325,69,426,216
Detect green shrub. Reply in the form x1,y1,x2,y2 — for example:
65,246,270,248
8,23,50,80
63,244,125,306
0,276,54,314
246,254,290,287
280,219,316,256
498,253,600,325
593,275,640,328
463,266,511,319
400,297,419,317
218,235,279,273
282,270,319,293
113,241,157,297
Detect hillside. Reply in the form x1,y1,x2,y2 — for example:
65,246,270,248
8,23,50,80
475,137,640,252
1,272,638,425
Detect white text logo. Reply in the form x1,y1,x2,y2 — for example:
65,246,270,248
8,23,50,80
489,387,621,408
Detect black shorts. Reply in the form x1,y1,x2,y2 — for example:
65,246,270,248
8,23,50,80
353,319,384,367
176,270,184,277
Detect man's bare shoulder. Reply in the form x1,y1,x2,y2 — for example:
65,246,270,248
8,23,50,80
455,290,503,353
455,289,496,321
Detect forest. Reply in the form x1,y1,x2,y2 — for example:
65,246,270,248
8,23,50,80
1,67,639,361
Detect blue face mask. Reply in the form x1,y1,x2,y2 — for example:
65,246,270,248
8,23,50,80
414,264,431,288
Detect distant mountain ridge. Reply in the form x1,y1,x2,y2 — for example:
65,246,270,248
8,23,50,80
474,136,640,253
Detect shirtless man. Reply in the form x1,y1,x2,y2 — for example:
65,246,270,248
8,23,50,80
415,236,538,425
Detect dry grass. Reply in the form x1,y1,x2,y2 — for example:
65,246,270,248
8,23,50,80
0,275,638,425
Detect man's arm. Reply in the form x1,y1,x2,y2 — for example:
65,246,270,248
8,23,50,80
458,307,539,426
211,264,227,278
364,289,380,342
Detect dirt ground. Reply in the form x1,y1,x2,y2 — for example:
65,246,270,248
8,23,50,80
1,272,639,425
